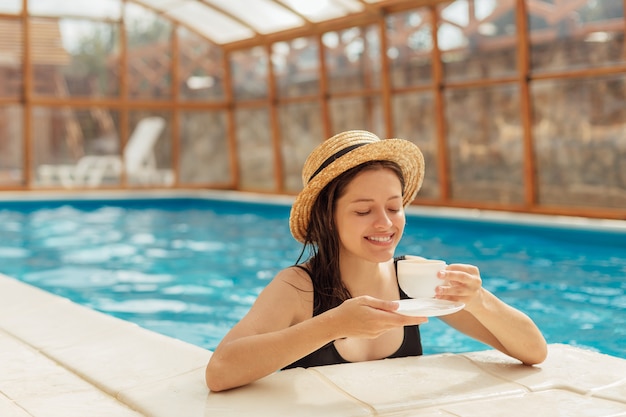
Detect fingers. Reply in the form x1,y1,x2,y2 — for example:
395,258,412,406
363,297,402,312
440,264,481,286
373,300,428,326
436,264,482,299
352,296,428,327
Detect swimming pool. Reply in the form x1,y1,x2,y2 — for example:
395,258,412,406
1,193,624,359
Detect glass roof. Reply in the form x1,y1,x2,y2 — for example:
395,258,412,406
136,0,381,45
3,0,446,47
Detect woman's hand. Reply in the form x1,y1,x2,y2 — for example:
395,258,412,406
435,264,484,311
327,295,427,339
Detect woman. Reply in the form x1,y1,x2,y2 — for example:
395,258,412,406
206,130,547,392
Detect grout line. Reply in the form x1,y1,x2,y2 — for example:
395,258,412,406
0,390,36,417
305,368,377,415
0,327,145,416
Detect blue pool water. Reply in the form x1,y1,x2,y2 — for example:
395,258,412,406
0,196,625,359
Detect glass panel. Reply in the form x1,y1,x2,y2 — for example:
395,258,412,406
528,0,625,72
0,0,21,13
387,9,433,88
439,0,517,82
231,47,268,100
34,108,173,188
165,1,253,45
34,106,121,187
325,24,381,93
178,28,225,101
282,0,363,21
207,0,303,34
0,19,22,97
328,96,383,135
179,111,230,184
392,92,439,199
278,102,324,192
533,76,626,209
0,105,23,185
125,4,172,100
28,0,121,19
32,18,120,97
445,84,524,204
273,37,320,97
235,108,274,190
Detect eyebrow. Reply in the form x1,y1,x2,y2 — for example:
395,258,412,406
348,195,402,204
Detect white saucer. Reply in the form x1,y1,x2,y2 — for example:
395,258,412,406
395,298,464,317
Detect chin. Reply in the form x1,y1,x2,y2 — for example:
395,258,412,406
367,249,396,263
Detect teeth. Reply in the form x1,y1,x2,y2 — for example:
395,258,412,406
368,236,391,242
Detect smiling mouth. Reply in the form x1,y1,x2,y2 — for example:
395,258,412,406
366,235,393,243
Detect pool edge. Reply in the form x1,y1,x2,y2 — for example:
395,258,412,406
2,272,626,417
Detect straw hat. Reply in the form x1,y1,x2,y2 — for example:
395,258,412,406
289,130,424,243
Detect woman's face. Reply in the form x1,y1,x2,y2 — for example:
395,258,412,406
334,167,405,263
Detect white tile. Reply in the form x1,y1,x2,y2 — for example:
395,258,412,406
11,305,137,352
199,368,372,417
0,330,88,399
16,390,144,417
311,354,527,415
0,281,140,352
0,331,144,417
0,276,211,396
43,325,211,394
440,389,626,417
591,379,626,405
0,281,68,335
0,394,31,417
463,344,626,393
118,368,210,417
376,408,458,416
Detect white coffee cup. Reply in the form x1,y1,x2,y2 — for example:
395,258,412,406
397,258,447,299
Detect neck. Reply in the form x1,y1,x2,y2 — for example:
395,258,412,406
339,255,394,297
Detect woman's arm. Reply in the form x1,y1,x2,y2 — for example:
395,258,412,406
206,267,427,391
437,264,548,365
206,268,326,391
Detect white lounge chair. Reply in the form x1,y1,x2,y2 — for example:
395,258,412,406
38,117,173,187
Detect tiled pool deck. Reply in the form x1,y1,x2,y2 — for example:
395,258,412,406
2,273,626,417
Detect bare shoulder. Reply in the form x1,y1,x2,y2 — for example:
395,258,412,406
267,265,314,323
273,265,313,292
222,266,314,339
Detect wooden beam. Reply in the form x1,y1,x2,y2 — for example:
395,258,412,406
318,32,332,139
119,0,129,186
430,5,450,201
223,50,239,189
22,0,31,189
267,43,284,192
516,0,536,209
379,17,393,138
171,26,180,186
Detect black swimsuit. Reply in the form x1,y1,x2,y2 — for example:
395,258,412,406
283,260,423,370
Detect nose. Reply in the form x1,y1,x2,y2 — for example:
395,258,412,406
373,208,392,229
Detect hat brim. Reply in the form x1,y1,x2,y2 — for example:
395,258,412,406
289,138,424,243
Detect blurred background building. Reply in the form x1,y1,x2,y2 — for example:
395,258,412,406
0,0,624,219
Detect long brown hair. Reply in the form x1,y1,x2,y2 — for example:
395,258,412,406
295,160,405,315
